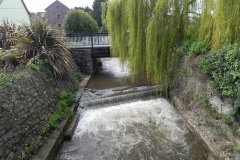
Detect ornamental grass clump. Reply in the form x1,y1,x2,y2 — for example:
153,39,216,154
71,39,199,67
13,18,71,78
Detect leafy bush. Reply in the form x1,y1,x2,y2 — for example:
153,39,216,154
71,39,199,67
13,18,71,78
198,43,240,121
182,39,207,56
182,39,194,51
63,9,99,33
188,41,207,56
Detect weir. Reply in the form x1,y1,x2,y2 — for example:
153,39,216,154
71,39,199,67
56,58,210,160
80,87,164,108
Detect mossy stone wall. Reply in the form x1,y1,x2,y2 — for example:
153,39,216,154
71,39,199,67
0,68,79,159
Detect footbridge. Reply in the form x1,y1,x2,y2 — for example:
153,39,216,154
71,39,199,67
66,33,110,74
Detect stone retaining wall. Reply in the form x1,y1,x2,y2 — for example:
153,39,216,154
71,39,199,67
0,67,79,159
173,56,240,160
70,49,92,75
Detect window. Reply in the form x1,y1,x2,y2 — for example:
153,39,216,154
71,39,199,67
56,6,60,9
57,24,61,28
57,15,61,20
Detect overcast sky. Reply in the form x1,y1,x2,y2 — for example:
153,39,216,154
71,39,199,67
24,0,94,13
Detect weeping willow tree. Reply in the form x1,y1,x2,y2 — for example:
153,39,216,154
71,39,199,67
107,0,198,87
107,0,240,88
199,1,240,49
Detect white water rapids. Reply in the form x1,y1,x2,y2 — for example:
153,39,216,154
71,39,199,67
56,58,208,160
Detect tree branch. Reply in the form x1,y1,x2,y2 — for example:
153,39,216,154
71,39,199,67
188,0,197,6
188,11,201,16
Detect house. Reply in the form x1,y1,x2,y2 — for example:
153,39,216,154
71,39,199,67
30,12,46,22
45,0,70,31
0,0,31,25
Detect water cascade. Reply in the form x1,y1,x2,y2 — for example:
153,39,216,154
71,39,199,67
56,58,209,160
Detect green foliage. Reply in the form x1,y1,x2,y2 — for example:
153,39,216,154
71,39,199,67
107,0,199,89
211,110,218,119
2,104,7,110
199,1,240,49
91,0,107,27
179,68,191,77
182,39,207,56
235,144,240,151
63,9,99,33
0,52,20,69
182,39,194,51
213,124,222,135
231,125,239,137
0,73,6,85
75,6,92,14
41,92,74,136
198,43,240,119
8,52,19,65
76,73,83,81
0,73,12,87
19,92,74,160
26,62,39,71
221,114,233,125
0,19,17,49
101,2,108,32
188,41,207,56
13,18,71,78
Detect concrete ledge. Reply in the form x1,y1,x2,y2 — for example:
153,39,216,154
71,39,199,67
32,75,91,160
64,113,80,139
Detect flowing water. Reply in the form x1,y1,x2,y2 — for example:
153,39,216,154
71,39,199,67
56,58,208,160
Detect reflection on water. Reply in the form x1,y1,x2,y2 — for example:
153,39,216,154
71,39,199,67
56,58,208,160
86,58,149,90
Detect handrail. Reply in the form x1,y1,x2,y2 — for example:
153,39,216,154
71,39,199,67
65,32,108,37
65,32,110,48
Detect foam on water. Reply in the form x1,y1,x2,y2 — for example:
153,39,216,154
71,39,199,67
57,98,207,160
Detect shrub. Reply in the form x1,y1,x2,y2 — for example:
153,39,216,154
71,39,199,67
0,19,17,49
13,18,71,78
182,39,207,56
198,43,240,122
188,41,207,56
63,9,99,33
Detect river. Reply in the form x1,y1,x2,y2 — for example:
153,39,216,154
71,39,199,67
56,58,208,160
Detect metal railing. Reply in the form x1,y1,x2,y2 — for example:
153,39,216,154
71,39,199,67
65,32,110,48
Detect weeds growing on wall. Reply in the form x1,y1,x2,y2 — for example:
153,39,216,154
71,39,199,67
198,43,240,122
18,91,74,160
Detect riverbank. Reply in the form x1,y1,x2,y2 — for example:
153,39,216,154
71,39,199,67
32,75,91,160
33,56,240,160
173,56,240,160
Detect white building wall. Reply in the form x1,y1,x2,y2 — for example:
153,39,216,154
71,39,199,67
0,0,30,25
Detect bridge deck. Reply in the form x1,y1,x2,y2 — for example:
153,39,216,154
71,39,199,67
67,45,110,49
66,33,111,58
